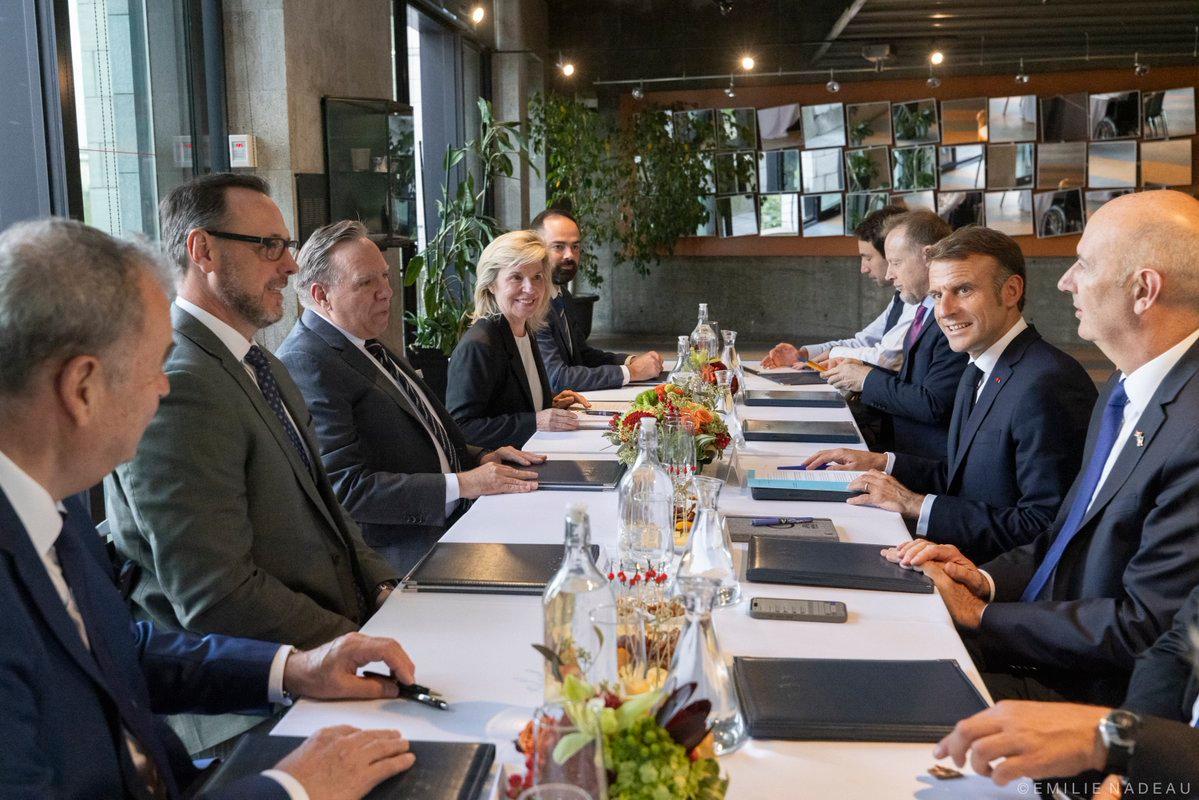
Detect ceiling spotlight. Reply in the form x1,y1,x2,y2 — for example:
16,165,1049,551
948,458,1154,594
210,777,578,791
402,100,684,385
469,5,485,24
927,75,941,88
716,0,734,15
825,69,840,94
1134,52,1150,76
724,78,736,98
1015,58,1030,84
631,84,644,100
930,50,945,66
740,55,755,71
560,61,575,78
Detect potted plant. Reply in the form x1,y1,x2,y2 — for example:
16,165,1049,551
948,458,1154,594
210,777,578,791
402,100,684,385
846,148,880,192
403,99,528,399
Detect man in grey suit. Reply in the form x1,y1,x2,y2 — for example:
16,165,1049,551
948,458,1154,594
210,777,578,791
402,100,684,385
532,209,663,392
277,220,546,575
106,174,402,754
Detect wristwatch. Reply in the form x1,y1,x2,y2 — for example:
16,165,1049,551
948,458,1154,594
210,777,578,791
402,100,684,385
1099,709,1141,775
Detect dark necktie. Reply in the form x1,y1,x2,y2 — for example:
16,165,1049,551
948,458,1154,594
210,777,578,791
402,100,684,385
905,304,929,351
365,340,462,472
884,291,904,331
1020,380,1130,602
966,365,985,413
552,294,573,356
244,345,311,472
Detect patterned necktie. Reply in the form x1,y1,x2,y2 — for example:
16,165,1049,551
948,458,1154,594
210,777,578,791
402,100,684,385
365,340,462,472
966,365,985,413
244,345,311,472
1019,380,1130,602
552,294,573,356
905,304,929,351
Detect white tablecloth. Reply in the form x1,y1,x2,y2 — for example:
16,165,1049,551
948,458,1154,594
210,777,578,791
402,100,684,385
273,365,1030,799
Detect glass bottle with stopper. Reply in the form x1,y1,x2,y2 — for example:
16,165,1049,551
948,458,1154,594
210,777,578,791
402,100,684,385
668,335,696,386
616,418,673,571
712,369,745,450
690,303,718,359
541,503,616,701
676,476,740,607
668,575,747,755
719,329,745,393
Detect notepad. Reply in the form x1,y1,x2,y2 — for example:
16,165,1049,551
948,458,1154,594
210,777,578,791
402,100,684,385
404,542,601,594
746,469,863,501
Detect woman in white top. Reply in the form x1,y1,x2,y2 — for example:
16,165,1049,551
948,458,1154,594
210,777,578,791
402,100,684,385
447,230,589,449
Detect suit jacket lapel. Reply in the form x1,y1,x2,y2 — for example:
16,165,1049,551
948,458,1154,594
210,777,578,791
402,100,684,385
550,293,573,360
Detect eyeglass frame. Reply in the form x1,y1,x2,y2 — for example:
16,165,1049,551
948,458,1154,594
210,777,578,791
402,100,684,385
204,229,299,261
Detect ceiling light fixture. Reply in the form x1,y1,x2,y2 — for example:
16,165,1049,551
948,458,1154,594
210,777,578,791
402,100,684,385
560,60,575,78
724,77,736,98
469,5,485,24
1015,58,1030,84
716,0,734,16
1133,52,1150,76
930,50,945,66
825,68,840,94
631,83,644,100
926,64,940,89
740,55,755,71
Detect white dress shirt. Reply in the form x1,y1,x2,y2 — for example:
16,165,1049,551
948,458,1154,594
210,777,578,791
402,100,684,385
809,296,918,371
0,449,304,800
515,331,545,410
311,310,460,513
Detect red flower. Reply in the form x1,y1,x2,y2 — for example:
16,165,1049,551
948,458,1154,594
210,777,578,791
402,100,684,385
621,409,654,431
714,432,731,450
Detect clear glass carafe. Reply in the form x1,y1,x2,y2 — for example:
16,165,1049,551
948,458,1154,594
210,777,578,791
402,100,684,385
719,330,745,394
658,417,699,553
668,575,747,755
616,418,673,570
667,335,695,386
689,303,718,359
676,477,740,607
713,369,745,450
542,504,617,700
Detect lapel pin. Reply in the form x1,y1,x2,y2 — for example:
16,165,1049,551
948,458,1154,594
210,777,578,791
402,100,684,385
1135,430,1145,448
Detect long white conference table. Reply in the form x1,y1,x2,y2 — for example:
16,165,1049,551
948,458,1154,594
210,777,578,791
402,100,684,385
273,365,1031,799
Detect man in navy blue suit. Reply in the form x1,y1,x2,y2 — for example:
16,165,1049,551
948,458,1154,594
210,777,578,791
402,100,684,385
823,210,970,461
804,226,1096,563
0,218,418,799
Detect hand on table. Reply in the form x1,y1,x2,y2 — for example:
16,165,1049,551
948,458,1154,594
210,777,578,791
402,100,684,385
629,351,664,380
480,445,547,467
536,408,579,431
283,631,416,698
880,541,989,629
822,359,872,393
276,725,415,800
458,460,539,498
934,700,1109,786
846,470,925,518
803,448,888,472
553,389,590,409
761,343,806,369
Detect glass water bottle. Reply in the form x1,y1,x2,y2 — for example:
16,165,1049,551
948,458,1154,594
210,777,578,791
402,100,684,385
542,503,616,700
689,303,718,359
616,418,673,570
720,329,745,394
676,476,741,607
668,575,747,755
713,369,745,450
668,335,695,385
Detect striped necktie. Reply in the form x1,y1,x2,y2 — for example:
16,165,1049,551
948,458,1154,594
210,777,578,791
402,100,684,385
365,340,462,472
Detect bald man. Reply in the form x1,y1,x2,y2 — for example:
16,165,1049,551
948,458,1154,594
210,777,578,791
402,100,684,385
883,190,1199,706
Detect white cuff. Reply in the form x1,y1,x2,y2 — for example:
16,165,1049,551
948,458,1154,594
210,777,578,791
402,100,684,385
444,472,461,513
884,452,896,474
262,769,311,800
804,343,830,361
981,570,996,603
268,645,294,705
915,495,936,535
620,365,631,385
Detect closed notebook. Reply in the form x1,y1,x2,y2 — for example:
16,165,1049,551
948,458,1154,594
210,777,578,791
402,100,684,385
200,735,495,799
743,419,859,444
627,370,672,386
745,537,934,594
733,657,988,742
746,469,863,502
747,370,826,386
725,516,839,544
742,390,846,408
403,542,601,594
529,459,627,490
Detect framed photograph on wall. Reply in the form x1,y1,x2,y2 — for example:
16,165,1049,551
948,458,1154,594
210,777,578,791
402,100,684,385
800,193,844,237
985,190,1034,236
1034,188,1085,238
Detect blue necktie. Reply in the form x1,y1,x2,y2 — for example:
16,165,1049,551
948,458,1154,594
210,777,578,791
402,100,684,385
1019,380,1129,602
244,345,312,472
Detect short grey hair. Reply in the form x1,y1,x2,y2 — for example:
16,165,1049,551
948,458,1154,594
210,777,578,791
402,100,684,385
296,220,371,308
471,230,551,330
0,218,172,397
159,172,270,279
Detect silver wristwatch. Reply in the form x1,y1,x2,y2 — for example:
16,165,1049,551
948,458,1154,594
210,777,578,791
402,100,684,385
1098,709,1140,775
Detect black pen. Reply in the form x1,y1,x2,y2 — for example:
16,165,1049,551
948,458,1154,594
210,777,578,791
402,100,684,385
365,671,451,711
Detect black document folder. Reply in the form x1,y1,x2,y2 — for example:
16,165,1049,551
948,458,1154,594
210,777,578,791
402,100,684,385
742,390,846,408
745,537,934,594
725,516,839,544
403,542,600,594
743,419,859,443
529,459,627,490
745,369,826,386
201,735,495,799
627,370,671,386
733,657,988,742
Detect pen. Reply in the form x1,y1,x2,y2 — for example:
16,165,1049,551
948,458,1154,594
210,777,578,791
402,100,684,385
752,517,815,526
364,671,451,711
805,360,828,372
777,464,827,470
581,409,618,416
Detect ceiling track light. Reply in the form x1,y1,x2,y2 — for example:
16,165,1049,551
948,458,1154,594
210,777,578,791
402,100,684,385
469,5,485,24
1015,58,1030,84
557,53,575,78
740,55,755,71
724,76,736,98
926,64,941,89
631,82,644,100
825,68,840,94
1133,52,1150,76
930,50,945,66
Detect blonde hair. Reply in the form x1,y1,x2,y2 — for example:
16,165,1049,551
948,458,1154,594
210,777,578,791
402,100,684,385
471,230,551,330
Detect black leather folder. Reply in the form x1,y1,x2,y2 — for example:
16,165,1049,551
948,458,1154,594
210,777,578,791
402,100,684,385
743,419,859,443
745,537,934,594
742,390,846,408
746,370,826,386
403,542,600,594
529,459,627,490
725,516,839,544
200,735,495,799
627,370,671,386
733,657,988,742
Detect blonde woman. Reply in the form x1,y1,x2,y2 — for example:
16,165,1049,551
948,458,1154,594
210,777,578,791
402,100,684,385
447,230,589,449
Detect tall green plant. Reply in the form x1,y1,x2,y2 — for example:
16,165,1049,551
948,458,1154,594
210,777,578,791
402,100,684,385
403,99,528,355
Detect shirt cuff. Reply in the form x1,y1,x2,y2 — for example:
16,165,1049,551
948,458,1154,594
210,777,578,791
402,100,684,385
884,452,896,474
261,769,311,800
915,494,936,536
804,343,829,361
444,472,461,505
620,365,631,385
268,645,294,705
980,570,996,603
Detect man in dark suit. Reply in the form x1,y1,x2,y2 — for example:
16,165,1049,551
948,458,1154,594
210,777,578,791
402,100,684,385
823,210,970,461
0,217,416,800
105,174,401,753
532,209,663,392
278,220,547,574
885,190,1199,706
805,227,1096,563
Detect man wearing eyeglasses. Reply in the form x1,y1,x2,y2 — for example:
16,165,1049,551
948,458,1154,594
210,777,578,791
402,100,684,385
532,208,664,392
106,173,402,756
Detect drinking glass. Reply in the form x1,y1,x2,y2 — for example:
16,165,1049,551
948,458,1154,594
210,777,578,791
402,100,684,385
530,703,608,798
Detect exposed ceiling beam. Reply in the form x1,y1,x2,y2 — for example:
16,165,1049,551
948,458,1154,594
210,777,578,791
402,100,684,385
812,0,869,64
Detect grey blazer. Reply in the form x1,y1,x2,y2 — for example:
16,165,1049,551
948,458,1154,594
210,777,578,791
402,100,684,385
106,305,396,651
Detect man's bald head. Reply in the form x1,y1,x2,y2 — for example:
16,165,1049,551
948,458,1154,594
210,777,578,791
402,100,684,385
1089,190,1199,307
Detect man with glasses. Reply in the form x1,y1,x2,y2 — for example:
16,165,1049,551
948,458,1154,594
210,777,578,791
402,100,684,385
532,208,664,392
106,173,402,756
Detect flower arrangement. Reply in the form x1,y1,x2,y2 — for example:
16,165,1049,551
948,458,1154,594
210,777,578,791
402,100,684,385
509,674,729,800
608,565,686,690
604,384,730,466
688,348,739,396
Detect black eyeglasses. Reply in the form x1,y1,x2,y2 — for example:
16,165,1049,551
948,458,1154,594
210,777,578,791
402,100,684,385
205,230,299,262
